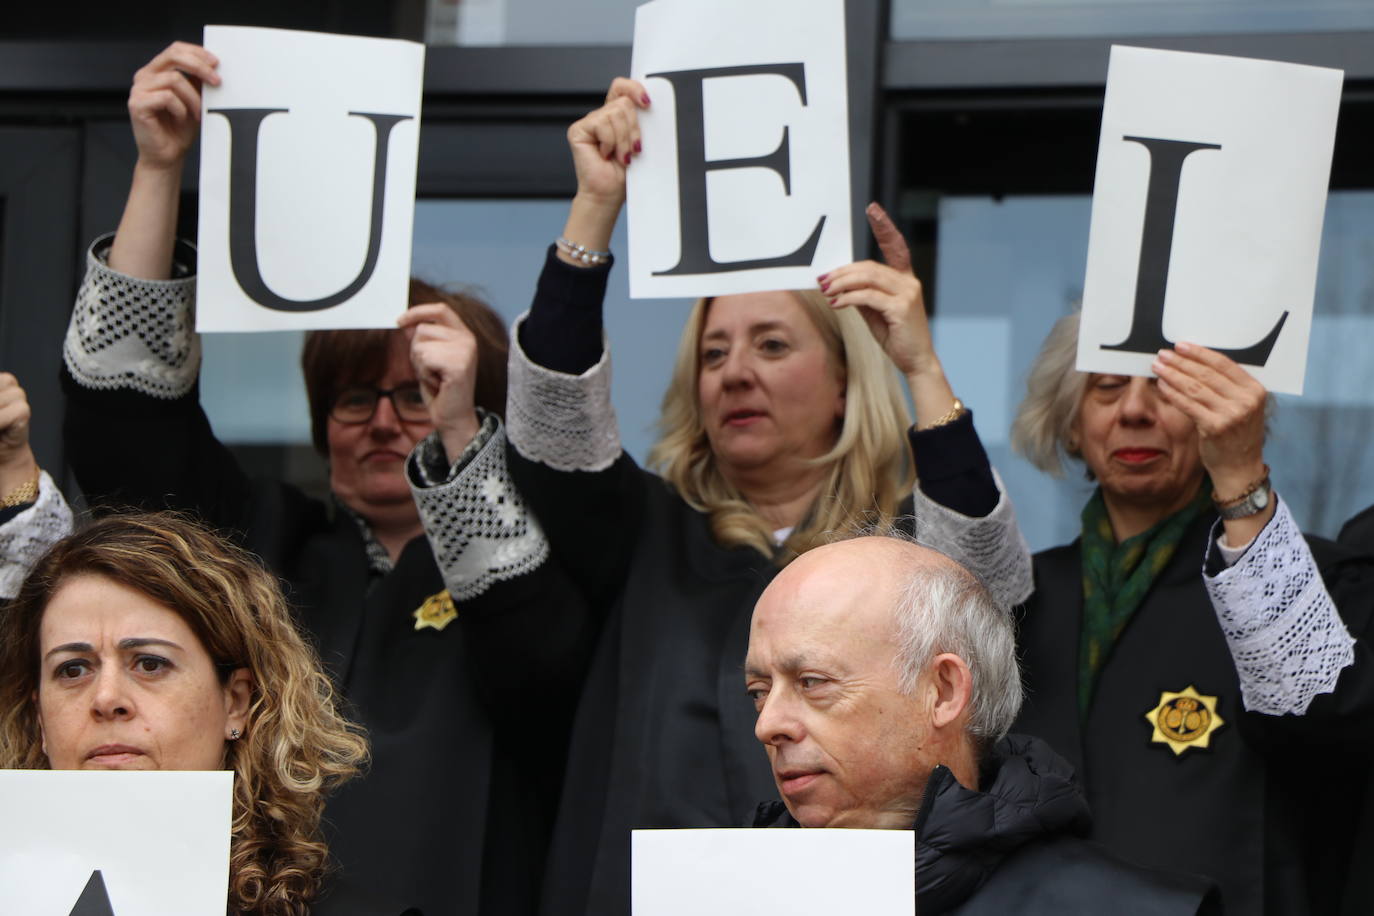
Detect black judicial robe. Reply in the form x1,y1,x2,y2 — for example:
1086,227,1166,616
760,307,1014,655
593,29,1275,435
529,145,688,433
1014,510,1374,915
1340,504,1374,554
505,247,1012,916
1338,503,1374,915
62,371,577,916
506,451,780,916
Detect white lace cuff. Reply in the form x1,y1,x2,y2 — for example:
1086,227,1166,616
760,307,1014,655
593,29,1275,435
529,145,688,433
1204,496,1356,715
505,312,621,472
911,467,1033,610
409,420,549,602
63,234,200,399
0,471,75,600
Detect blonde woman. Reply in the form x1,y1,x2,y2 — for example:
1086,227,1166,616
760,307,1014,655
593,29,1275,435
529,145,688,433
494,78,1033,916
0,513,389,915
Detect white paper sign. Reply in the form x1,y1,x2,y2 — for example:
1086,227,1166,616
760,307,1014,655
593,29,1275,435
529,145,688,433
197,26,424,332
0,770,233,916
1077,45,1342,394
631,828,913,915
627,0,852,299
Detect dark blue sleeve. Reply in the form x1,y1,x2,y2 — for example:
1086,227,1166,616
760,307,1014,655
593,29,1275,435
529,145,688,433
909,409,999,518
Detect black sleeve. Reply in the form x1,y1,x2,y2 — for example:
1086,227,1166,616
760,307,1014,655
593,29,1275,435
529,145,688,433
507,247,643,610
909,408,1000,518
507,444,645,615
61,368,254,531
0,503,32,527
518,245,612,374
1235,537,1374,757
1339,504,1374,556
460,556,596,738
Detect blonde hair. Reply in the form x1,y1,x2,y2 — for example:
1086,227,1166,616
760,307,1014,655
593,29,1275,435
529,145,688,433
648,290,914,561
0,512,369,916
1010,311,1089,477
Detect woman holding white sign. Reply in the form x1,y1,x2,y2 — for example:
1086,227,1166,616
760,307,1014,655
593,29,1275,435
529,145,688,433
493,78,1032,916
59,43,586,916
1009,314,1374,913
0,512,376,915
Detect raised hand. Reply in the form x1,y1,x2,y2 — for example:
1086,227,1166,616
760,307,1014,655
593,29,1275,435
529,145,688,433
398,304,482,461
110,42,220,279
128,42,221,172
1153,342,1273,537
820,203,957,427
1152,343,1267,486
568,77,650,206
0,373,38,498
558,78,650,264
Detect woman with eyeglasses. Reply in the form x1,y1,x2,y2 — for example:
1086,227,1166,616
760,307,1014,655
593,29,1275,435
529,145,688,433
60,42,583,916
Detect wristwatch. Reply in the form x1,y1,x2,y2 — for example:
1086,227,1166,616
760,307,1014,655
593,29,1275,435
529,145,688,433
1215,474,1272,520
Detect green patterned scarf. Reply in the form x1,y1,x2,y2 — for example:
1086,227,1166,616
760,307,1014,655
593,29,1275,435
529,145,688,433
1077,480,1211,717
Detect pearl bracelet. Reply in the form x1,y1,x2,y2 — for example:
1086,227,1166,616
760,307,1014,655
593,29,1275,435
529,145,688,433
556,237,612,267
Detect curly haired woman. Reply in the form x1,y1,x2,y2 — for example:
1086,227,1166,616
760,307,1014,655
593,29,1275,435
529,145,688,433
0,512,389,915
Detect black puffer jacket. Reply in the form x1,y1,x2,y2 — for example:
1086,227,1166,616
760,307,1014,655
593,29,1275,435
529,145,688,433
753,734,1219,915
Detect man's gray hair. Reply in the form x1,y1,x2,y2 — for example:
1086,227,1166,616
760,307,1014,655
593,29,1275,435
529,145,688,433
834,526,1024,744
892,555,1024,744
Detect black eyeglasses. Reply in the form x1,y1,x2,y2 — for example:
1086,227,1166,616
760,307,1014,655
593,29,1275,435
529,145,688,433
330,384,429,424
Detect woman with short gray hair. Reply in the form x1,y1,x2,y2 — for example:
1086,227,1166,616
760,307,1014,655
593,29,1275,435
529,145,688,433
1010,310,1374,913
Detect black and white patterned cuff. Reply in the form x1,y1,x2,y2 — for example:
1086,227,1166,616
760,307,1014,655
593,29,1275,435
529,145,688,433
409,417,549,601
63,234,200,400
410,411,499,489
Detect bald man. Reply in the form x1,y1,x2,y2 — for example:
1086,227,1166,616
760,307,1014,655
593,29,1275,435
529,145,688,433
744,535,1218,915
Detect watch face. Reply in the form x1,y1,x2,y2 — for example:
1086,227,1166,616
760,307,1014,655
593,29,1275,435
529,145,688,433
1254,486,1270,510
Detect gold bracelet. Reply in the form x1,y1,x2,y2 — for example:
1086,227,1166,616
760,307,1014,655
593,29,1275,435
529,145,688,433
917,397,966,432
1,468,39,509
1212,464,1270,507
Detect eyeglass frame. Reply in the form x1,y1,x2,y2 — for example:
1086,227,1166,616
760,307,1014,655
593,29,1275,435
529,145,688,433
328,384,431,425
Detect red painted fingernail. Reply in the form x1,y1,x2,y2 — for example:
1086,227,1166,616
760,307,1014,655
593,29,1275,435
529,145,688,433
817,273,829,282
634,139,642,153
820,280,831,292
624,152,632,165
641,92,651,105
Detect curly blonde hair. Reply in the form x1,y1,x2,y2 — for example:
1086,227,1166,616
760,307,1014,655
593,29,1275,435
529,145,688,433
649,290,914,561
0,512,369,916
